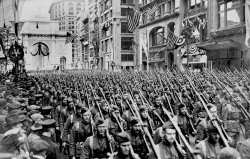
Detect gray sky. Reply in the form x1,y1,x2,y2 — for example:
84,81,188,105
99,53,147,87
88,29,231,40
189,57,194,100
20,0,54,20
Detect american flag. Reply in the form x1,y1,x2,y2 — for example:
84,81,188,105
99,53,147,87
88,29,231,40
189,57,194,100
128,8,141,32
147,5,158,19
166,30,178,49
65,32,76,44
132,40,139,50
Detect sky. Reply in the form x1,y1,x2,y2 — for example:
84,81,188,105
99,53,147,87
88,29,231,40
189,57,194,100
20,0,54,20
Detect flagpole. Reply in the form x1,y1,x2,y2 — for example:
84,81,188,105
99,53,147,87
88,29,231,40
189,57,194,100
186,11,189,69
146,29,149,71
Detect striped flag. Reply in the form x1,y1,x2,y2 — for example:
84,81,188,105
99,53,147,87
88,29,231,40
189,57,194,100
166,30,178,49
128,8,141,32
65,32,76,44
148,5,158,19
132,40,139,50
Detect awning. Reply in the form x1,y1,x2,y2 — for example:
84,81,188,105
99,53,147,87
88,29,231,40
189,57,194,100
197,40,240,50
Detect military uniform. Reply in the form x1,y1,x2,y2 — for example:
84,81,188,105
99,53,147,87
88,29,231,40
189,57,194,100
80,134,114,159
68,120,93,159
222,103,245,147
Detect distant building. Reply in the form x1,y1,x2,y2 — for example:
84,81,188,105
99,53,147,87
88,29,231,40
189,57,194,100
21,16,72,71
138,0,181,70
98,0,139,71
48,0,87,64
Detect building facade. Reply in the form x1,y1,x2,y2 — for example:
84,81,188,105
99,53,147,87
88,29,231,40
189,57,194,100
138,0,181,70
197,0,248,70
49,0,86,64
21,17,72,71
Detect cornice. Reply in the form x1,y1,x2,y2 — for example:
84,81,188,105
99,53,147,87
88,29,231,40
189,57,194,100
21,33,67,37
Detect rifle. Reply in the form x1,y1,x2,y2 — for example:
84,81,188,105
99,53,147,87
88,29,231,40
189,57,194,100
89,83,114,153
185,75,230,147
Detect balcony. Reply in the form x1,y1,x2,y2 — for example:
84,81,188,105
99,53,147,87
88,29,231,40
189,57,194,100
184,7,207,18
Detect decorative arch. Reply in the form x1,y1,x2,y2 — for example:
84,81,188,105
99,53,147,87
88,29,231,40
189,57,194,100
149,26,164,47
60,56,66,70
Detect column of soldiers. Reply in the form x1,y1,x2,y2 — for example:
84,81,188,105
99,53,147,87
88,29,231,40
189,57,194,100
0,68,249,159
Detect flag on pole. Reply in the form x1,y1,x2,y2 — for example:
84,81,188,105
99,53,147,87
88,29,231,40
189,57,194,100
147,4,158,19
166,30,178,49
128,8,141,32
65,32,76,44
140,32,148,60
245,0,250,48
132,40,139,50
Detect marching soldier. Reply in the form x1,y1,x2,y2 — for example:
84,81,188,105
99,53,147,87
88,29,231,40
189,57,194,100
108,132,140,159
222,95,245,147
80,119,115,159
150,122,186,159
195,120,224,159
126,117,148,159
106,106,127,136
68,107,93,159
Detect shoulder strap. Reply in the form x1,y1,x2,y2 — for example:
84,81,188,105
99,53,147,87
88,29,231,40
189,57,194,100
89,136,94,157
70,114,74,124
201,141,206,159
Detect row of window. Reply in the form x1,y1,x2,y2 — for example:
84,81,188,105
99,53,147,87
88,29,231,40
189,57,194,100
141,0,179,24
100,0,112,13
101,10,113,22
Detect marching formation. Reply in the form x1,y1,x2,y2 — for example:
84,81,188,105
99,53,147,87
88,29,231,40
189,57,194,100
0,68,250,159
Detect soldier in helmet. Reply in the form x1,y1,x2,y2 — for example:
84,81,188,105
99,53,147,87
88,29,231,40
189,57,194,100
108,132,140,159
80,119,115,159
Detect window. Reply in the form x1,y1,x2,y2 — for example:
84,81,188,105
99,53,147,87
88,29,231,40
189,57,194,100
218,0,242,29
105,40,108,52
189,0,207,10
69,12,74,15
69,2,73,6
121,54,134,61
77,3,81,6
158,3,165,17
121,22,132,33
151,27,164,47
121,0,133,4
121,8,128,16
110,10,112,17
121,37,133,50
142,12,148,24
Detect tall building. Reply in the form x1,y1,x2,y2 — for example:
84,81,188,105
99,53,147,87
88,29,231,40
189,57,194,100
138,0,181,70
98,0,139,71
49,0,87,64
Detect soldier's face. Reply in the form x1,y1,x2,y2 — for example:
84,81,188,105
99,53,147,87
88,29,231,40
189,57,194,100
155,98,161,105
97,125,106,136
102,104,109,112
116,99,121,105
209,132,220,143
82,112,91,122
119,141,131,156
132,123,141,133
180,107,187,115
210,107,217,119
164,129,176,144
141,110,148,119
